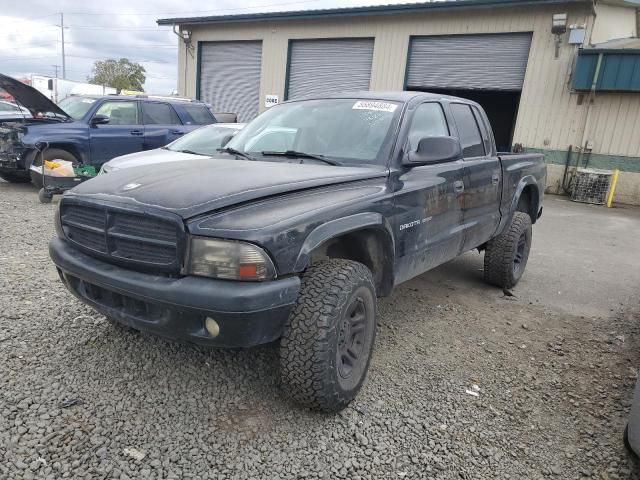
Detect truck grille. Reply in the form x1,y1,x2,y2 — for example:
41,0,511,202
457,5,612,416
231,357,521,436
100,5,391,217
60,202,184,273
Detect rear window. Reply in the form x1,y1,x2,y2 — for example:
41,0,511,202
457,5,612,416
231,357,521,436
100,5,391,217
142,102,181,125
182,104,215,125
450,103,485,158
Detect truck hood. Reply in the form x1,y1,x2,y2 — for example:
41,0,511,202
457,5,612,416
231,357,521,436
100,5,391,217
103,148,204,172
0,73,71,120
66,157,388,219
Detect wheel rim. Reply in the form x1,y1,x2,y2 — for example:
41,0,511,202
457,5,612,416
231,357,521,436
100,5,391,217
513,232,527,276
337,296,369,380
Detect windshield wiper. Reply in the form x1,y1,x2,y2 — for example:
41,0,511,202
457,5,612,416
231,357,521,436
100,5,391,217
261,150,340,166
174,149,206,156
217,146,256,161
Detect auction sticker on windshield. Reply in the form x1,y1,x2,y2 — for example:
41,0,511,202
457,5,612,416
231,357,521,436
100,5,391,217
352,101,398,113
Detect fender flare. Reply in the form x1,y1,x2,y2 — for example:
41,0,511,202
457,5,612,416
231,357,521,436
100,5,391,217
293,212,395,273
499,175,540,233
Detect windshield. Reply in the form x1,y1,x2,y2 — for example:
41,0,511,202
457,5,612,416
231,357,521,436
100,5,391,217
57,96,97,120
226,99,402,165
167,125,241,156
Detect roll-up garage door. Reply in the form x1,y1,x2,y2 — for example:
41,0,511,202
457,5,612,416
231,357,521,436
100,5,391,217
198,41,262,122
406,33,532,91
287,38,374,100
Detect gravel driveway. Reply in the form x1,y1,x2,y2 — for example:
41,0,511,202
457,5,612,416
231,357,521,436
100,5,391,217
1,182,639,480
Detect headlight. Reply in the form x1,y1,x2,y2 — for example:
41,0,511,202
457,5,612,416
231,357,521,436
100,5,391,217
99,163,115,174
186,237,276,281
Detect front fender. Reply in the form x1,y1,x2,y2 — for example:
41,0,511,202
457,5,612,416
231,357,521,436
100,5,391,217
22,124,90,164
293,212,395,271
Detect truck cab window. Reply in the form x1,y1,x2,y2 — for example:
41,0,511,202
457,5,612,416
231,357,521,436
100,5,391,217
407,102,449,152
450,103,485,158
472,105,492,155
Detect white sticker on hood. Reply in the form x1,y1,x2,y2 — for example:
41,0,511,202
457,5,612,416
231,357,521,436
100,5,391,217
352,101,398,113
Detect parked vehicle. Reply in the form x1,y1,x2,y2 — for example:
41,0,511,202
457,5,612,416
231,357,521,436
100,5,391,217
0,100,32,120
625,378,640,456
50,92,545,412
100,123,244,173
0,73,217,183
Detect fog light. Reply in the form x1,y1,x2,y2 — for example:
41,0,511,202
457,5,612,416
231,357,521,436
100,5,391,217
205,317,220,338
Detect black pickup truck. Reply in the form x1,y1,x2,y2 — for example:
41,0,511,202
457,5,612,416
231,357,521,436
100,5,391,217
49,92,545,412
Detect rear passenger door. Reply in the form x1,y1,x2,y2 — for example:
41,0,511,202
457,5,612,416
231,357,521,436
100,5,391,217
141,102,185,150
450,103,502,251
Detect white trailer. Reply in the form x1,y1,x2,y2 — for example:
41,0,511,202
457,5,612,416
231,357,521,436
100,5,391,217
30,75,116,103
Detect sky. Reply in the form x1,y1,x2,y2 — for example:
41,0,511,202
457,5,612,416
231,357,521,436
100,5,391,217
0,0,423,95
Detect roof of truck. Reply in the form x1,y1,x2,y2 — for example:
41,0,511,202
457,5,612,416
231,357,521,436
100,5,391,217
286,90,478,105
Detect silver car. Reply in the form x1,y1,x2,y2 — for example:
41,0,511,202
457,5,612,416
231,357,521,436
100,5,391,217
0,100,32,120
100,123,244,174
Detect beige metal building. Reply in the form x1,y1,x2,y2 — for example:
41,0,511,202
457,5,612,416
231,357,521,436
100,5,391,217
158,0,640,204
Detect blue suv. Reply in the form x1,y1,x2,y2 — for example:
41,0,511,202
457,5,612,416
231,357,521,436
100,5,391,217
0,73,216,183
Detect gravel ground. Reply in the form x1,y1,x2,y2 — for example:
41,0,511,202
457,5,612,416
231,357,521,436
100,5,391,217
1,181,639,480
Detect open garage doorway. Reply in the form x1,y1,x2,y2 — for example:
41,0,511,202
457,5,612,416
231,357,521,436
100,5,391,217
404,33,532,152
412,88,521,152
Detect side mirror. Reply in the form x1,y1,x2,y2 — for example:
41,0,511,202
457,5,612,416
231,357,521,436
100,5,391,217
219,134,234,148
90,114,110,126
404,136,462,166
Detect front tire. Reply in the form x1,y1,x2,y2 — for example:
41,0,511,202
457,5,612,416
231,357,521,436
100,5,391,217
279,259,378,412
484,211,532,289
29,148,79,188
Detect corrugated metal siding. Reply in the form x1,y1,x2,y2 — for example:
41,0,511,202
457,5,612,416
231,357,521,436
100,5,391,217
287,38,374,99
199,41,262,122
184,4,640,158
586,94,640,157
406,33,533,91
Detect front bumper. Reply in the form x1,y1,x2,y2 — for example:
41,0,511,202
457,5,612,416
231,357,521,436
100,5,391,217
49,237,300,347
0,147,32,172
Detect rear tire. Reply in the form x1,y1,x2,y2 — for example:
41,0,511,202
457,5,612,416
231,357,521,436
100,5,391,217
484,211,532,289
0,171,31,183
279,259,377,412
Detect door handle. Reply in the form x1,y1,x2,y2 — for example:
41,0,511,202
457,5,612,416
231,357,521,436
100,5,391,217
492,173,500,184
130,130,143,136
453,180,465,193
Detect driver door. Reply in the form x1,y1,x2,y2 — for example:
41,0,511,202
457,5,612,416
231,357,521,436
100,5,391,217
392,102,465,284
89,100,144,165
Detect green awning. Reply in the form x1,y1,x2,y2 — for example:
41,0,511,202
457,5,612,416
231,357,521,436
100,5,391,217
572,42,640,92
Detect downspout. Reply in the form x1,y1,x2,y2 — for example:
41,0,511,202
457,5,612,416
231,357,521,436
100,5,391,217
172,24,188,97
577,52,602,169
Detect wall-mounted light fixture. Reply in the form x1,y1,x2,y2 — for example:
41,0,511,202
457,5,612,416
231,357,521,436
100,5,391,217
180,28,192,45
173,24,193,49
552,13,568,59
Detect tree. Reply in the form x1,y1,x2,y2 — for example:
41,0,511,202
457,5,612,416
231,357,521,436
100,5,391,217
88,58,146,92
